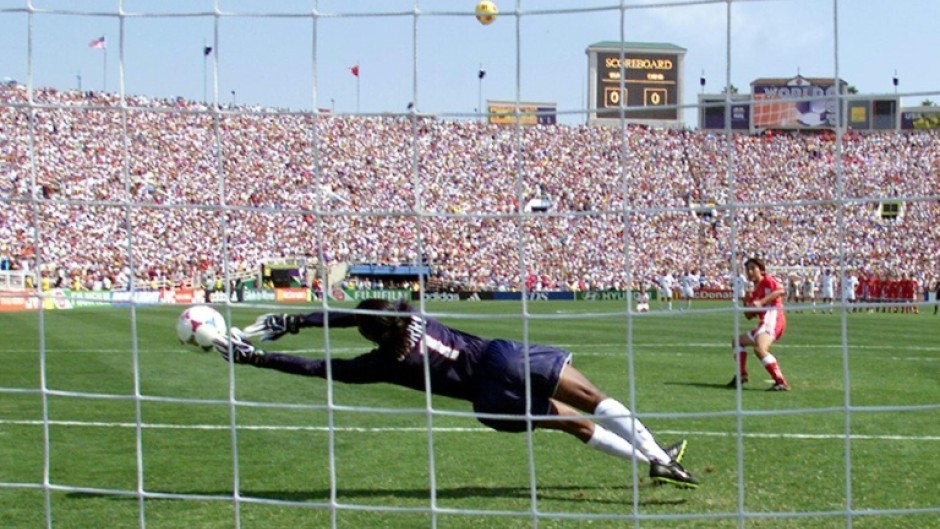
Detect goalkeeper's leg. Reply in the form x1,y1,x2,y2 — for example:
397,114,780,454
552,366,673,466
539,400,698,488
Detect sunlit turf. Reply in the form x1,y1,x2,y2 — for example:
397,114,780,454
1,300,938,528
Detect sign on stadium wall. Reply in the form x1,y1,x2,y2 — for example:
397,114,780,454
0,289,74,311
45,289,73,310
69,291,113,307
750,76,847,131
0,290,39,311
243,289,276,302
275,288,311,303
696,288,734,300
410,292,481,302
329,288,411,302
491,291,574,301
111,291,162,305
487,100,557,126
160,288,202,305
576,290,657,301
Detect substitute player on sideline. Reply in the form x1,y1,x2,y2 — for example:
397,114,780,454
727,257,791,391
820,268,836,313
214,298,699,489
656,270,676,311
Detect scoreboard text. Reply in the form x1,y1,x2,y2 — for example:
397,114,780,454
596,51,679,121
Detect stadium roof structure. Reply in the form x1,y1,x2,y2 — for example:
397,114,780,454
752,76,847,85
587,41,687,51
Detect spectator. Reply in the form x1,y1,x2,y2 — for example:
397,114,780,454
1,84,937,292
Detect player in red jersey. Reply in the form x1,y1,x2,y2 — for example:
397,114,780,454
727,257,791,391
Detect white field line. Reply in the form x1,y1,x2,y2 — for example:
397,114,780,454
5,343,940,356
1,419,938,442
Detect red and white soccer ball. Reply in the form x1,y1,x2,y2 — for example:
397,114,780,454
176,305,227,351
475,0,498,25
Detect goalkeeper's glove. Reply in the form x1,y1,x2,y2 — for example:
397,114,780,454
214,328,267,366
242,313,302,342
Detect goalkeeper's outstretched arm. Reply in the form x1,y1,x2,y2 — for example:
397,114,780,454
243,309,358,341
213,329,387,384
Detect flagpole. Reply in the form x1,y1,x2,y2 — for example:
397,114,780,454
356,61,360,114
203,39,207,103
103,46,107,93
478,63,483,123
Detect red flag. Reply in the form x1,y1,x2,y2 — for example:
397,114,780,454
88,36,106,49
349,65,359,77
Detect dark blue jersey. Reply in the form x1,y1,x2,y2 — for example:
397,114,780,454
258,303,572,432
267,303,491,400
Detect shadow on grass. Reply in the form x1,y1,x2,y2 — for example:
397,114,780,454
67,483,688,506
665,381,758,391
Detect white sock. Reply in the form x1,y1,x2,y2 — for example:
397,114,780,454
594,398,670,465
586,424,650,464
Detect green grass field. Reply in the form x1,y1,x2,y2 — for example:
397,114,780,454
1,301,938,528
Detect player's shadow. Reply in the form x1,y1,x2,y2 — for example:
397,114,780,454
665,381,756,391
67,483,687,506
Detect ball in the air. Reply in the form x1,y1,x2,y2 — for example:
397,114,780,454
177,305,227,351
475,0,498,25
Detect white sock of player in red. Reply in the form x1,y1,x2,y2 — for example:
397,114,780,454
593,398,670,465
761,354,787,385
586,424,650,464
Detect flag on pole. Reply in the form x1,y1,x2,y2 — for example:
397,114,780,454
349,65,360,77
478,69,486,80
203,46,213,56
88,36,106,49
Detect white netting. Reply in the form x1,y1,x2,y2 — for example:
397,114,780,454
2,1,939,528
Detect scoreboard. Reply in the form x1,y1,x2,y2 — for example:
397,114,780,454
587,42,686,126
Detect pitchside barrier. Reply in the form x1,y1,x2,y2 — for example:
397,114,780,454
4,286,929,313
0,287,691,312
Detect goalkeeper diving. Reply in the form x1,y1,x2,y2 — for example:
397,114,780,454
216,298,700,489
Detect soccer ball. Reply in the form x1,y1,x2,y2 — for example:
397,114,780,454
176,305,227,351
475,0,498,25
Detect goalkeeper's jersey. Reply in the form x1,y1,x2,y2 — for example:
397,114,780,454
265,303,491,401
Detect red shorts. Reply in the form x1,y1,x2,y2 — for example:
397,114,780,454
748,307,786,342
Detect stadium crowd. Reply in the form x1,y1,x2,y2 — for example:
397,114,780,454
1,84,938,293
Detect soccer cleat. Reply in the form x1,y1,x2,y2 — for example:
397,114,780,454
726,374,749,388
767,382,791,391
663,439,688,464
650,461,699,489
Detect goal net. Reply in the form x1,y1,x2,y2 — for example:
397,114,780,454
2,1,938,528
